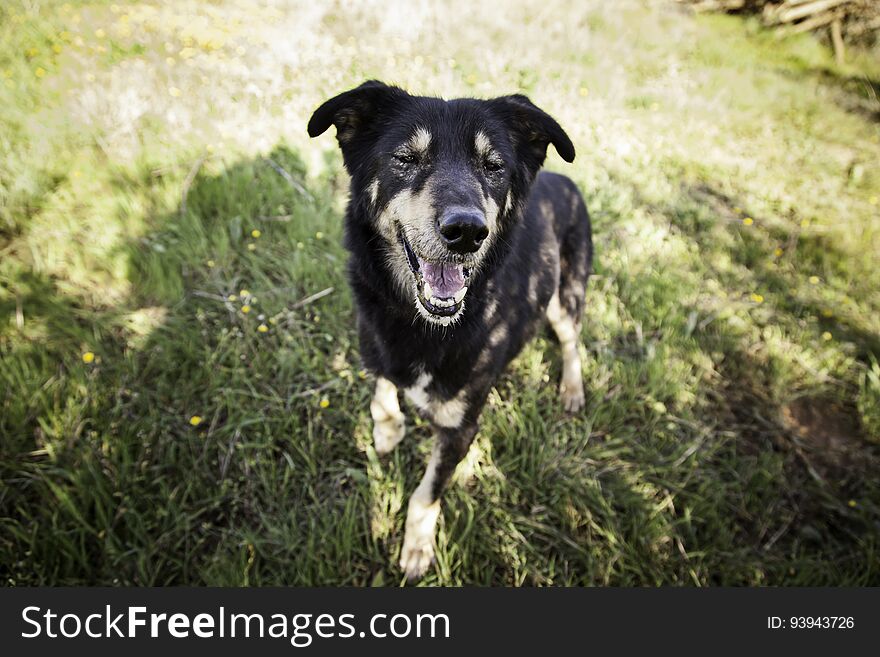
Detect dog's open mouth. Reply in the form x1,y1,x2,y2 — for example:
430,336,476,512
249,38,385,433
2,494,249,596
399,230,470,319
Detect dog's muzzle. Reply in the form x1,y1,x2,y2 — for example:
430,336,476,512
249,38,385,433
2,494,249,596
399,229,470,319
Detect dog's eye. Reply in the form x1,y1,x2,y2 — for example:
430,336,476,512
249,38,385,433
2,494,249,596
394,152,417,165
484,158,504,173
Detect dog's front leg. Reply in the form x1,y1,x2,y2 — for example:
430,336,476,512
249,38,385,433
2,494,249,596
399,422,477,581
371,376,406,455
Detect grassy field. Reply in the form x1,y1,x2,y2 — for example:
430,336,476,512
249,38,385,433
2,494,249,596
2,0,879,586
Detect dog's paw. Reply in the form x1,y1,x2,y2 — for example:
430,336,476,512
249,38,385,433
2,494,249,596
399,498,440,581
373,416,405,455
399,535,435,581
560,381,585,413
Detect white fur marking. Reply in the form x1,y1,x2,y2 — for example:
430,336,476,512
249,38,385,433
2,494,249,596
504,190,514,214
433,396,466,428
409,127,432,154
375,184,437,299
406,374,467,428
474,130,492,158
371,377,405,454
400,444,442,578
404,372,432,411
484,194,499,234
368,178,379,206
547,291,585,412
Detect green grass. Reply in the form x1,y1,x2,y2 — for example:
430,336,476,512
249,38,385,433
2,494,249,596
1,0,879,586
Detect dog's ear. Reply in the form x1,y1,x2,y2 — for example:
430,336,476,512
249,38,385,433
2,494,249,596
308,80,406,161
489,94,575,165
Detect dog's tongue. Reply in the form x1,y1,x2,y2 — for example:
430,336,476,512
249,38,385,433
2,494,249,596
420,260,465,299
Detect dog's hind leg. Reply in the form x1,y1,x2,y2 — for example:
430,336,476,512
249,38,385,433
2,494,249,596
549,193,591,413
546,290,585,413
371,377,406,455
400,419,477,581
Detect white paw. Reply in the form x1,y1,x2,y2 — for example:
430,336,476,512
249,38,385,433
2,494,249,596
399,534,435,581
399,497,440,581
373,416,405,455
560,380,585,413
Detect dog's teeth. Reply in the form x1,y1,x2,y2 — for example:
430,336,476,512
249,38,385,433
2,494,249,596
422,280,433,299
453,287,467,304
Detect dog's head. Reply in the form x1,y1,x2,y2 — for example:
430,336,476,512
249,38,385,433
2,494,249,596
308,80,574,326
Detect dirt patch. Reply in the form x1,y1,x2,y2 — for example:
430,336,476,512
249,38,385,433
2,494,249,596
782,397,871,476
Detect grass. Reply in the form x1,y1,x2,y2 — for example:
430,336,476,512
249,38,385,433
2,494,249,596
1,0,879,586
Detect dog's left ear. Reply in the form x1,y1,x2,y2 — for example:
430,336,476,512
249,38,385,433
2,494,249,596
489,94,575,165
308,81,407,169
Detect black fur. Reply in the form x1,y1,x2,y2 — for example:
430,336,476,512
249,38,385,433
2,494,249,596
309,81,592,578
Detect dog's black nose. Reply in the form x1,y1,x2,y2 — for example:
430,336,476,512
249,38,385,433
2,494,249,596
439,210,488,253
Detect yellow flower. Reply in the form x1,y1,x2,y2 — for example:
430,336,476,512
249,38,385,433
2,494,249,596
742,217,753,226
169,86,181,97
34,67,46,78
94,28,106,39
800,219,809,228
189,415,203,426
241,305,251,314
319,398,330,409
239,289,250,297
808,276,819,285
579,86,589,97
822,331,832,341
821,309,833,318
847,499,857,508
358,369,367,379
227,294,237,301
257,323,268,333
251,229,261,238
52,44,62,54
247,243,256,251
207,259,216,267
82,351,95,364
773,247,783,257
296,242,304,249
315,231,324,240
750,293,764,304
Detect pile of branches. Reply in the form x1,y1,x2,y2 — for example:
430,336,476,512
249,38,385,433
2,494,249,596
678,1,880,55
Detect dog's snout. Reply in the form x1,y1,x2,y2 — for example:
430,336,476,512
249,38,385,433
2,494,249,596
439,209,488,253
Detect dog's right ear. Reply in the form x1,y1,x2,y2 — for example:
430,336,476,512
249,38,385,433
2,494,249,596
308,80,406,158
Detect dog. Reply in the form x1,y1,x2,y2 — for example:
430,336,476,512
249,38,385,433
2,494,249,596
308,81,592,580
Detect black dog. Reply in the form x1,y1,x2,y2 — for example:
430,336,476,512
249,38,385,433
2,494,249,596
309,81,592,580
